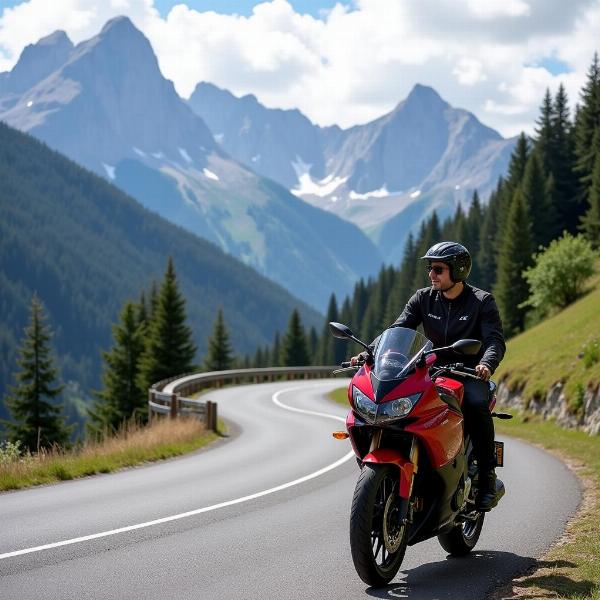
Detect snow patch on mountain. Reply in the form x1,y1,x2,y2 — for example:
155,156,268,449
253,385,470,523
410,190,421,198
179,147,192,163
203,168,219,181
102,163,115,180
349,186,391,201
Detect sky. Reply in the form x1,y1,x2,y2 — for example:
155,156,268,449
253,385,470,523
0,0,598,137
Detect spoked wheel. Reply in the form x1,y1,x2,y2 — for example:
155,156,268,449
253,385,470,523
438,509,485,556
350,464,409,587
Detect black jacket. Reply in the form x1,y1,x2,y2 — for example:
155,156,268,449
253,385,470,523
393,284,506,373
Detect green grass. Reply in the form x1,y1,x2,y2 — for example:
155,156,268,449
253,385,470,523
494,273,600,412
494,412,599,600
0,418,220,492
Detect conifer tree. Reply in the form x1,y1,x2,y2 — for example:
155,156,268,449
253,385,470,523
465,192,483,286
580,151,600,247
496,133,530,241
477,182,502,291
271,332,281,367
90,301,146,432
281,309,309,366
552,84,580,231
317,294,342,365
3,296,70,451
575,53,600,196
137,258,197,393
203,309,234,371
521,151,557,247
253,346,264,368
384,233,416,324
308,327,319,362
535,89,555,176
493,190,534,336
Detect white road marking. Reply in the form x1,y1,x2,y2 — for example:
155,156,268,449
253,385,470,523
0,384,353,560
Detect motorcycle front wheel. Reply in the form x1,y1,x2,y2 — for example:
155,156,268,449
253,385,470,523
349,464,409,587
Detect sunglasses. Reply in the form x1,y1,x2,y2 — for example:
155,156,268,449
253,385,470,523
427,265,448,274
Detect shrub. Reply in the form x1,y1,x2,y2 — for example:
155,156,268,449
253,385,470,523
582,338,600,368
521,232,597,314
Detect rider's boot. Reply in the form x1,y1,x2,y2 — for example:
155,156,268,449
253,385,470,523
476,469,504,511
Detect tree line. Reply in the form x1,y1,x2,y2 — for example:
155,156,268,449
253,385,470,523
4,54,600,450
246,53,600,364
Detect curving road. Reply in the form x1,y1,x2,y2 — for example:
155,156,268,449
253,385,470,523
0,379,581,599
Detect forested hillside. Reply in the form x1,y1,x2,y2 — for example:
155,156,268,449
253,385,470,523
0,121,321,419
251,55,600,368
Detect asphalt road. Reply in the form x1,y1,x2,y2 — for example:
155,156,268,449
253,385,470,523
0,379,581,599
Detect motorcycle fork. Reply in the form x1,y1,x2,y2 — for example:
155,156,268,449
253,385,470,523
399,438,419,525
372,430,419,526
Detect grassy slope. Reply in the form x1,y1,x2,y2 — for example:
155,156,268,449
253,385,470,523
494,271,600,411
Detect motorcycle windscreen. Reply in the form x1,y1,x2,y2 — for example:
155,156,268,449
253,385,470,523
370,327,433,401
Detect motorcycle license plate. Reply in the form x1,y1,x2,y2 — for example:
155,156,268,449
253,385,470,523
495,441,504,467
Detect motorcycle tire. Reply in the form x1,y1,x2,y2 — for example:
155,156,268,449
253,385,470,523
437,511,485,556
350,464,409,587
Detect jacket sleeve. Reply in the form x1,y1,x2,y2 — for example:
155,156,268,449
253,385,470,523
393,291,423,330
479,294,506,374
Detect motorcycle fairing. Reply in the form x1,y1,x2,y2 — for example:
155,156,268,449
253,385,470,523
362,448,416,499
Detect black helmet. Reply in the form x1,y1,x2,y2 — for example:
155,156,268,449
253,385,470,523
421,241,472,282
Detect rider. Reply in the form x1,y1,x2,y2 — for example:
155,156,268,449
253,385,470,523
352,241,506,511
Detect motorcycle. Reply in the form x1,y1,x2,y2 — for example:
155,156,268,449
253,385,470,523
329,322,509,587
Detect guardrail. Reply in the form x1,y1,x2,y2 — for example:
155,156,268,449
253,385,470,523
148,366,338,432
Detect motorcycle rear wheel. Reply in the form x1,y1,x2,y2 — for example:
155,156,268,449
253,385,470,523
350,464,409,587
437,510,485,556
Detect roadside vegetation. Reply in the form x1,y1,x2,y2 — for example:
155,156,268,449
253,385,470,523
493,412,599,600
494,265,600,412
0,417,218,492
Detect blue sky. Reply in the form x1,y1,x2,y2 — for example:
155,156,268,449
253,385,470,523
152,0,346,18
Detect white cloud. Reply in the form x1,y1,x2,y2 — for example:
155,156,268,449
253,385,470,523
1,0,598,137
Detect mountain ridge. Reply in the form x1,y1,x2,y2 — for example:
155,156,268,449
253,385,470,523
0,120,322,411
0,17,381,310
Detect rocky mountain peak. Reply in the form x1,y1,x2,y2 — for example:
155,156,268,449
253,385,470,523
0,30,73,95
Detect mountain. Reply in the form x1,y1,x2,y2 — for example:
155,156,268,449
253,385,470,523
189,83,516,263
0,121,322,417
0,17,382,310
0,30,73,100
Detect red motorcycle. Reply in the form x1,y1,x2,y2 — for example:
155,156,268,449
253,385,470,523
329,322,508,587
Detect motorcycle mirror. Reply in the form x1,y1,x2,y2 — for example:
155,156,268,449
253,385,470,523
328,322,373,356
451,339,482,355
329,322,354,339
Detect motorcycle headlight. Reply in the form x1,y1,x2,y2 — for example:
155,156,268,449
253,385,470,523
352,387,422,424
352,386,377,423
376,393,422,423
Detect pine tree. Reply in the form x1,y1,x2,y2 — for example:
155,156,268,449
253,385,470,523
477,182,502,291
90,301,146,432
308,327,319,362
281,309,309,367
203,308,234,371
580,151,600,247
3,296,70,451
465,192,483,286
493,190,534,337
575,53,600,197
535,89,555,176
137,258,197,393
521,151,557,247
271,332,281,367
552,84,580,232
317,294,341,365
